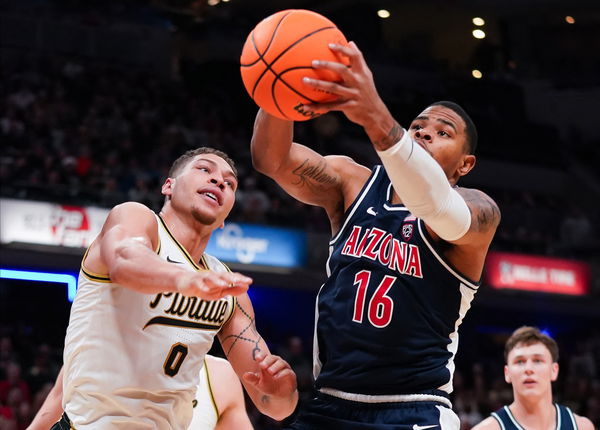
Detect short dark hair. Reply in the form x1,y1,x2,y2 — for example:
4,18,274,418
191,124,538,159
427,101,478,154
504,326,559,363
167,147,237,178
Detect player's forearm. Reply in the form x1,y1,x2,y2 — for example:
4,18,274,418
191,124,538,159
109,239,188,294
255,388,299,421
361,104,402,152
251,109,294,175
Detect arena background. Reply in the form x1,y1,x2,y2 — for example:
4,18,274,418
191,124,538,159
1,0,599,428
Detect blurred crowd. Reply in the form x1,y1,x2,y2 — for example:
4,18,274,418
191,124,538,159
1,56,598,258
1,323,599,429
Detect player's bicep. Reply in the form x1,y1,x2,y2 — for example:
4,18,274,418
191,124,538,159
269,146,359,211
451,188,500,245
94,203,158,269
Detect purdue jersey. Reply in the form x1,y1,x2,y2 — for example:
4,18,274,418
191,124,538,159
491,404,578,430
314,165,480,396
63,214,235,430
189,358,219,430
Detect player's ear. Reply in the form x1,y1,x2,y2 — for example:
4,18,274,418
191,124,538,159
457,154,476,177
550,362,559,382
162,178,175,198
504,365,511,384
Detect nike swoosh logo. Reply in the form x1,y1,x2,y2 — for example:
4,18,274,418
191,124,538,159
367,206,378,216
413,425,438,430
166,256,184,264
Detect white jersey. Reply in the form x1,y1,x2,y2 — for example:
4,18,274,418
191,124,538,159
63,214,236,430
189,358,219,430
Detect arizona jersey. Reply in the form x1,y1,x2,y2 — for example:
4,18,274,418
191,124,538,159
63,214,235,430
313,165,480,396
189,357,219,430
491,404,578,430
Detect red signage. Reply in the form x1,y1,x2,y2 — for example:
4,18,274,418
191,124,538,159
485,252,590,295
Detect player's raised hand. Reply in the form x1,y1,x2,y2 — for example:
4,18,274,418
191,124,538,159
242,352,298,399
175,271,252,300
303,41,391,128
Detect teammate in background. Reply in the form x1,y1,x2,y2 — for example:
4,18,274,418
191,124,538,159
54,147,296,429
251,42,500,428
472,326,595,430
27,355,253,430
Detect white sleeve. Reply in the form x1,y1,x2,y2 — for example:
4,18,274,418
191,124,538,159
376,130,471,241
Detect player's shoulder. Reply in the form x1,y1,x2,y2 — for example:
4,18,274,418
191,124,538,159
574,413,596,430
326,155,371,179
108,202,155,219
470,415,501,430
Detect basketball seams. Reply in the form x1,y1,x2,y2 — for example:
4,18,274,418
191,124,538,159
245,11,293,97
240,10,348,121
250,24,337,100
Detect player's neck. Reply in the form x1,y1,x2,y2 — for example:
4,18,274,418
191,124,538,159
159,209,212,262
510,395,556,430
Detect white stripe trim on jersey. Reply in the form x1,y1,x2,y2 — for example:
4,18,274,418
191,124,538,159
437,405,460,430
417,219,478,290
491,412,507,430
318,387,452,409
329,165,382,246
565,405,578,429
556,404,562,430
504,406,526,430
312,283,324,380
438,282,477,394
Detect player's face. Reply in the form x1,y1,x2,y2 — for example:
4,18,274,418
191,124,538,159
504,342,558,400
408,106,475,185
165,154,238,227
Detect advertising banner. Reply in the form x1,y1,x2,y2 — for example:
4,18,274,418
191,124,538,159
485,251,590,295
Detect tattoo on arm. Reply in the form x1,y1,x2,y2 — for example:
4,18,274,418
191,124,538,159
373,121,403,151
291,159,337,189
459,189,501,233
222,301,262,360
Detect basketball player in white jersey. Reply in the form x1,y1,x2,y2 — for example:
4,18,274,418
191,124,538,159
28,355,253,430
52,147,297,429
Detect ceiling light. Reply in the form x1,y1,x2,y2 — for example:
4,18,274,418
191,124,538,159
472,29,486,39
472,17,485,26
377,9,391,19
472,70,483,79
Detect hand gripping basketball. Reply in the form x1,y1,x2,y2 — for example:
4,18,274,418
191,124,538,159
240,9,350,121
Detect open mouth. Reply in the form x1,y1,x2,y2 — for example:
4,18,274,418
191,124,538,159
199,191,221,206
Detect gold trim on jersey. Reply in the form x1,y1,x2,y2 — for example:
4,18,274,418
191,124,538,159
79,233,161,283
204,358,220,420
80,241,111,282
157,215,208,271
222,296,237,327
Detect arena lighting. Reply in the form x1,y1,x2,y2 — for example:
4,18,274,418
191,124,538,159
472,69,483,79
377,9,391,19
472,17,485,26
0,268,77,302
472,29,486,39
565,15,575,24
207,0,219,6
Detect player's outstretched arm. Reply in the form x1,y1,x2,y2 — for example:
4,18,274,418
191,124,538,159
218,294,298,421
251,109,369,217
27,367,64,430
88,202,251,299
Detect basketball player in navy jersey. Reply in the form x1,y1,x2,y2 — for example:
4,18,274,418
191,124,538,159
472,326,594,430
55,147,297,429
251,42,500,429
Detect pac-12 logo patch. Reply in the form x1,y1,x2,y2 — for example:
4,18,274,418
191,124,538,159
402,223,413,241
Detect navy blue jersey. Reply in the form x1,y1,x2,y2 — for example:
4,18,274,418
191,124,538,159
314,165,480,396
491,404,578,430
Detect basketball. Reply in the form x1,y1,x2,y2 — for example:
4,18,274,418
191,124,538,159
240,9,349,121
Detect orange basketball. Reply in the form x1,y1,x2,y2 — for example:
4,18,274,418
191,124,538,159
240,9,349,121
